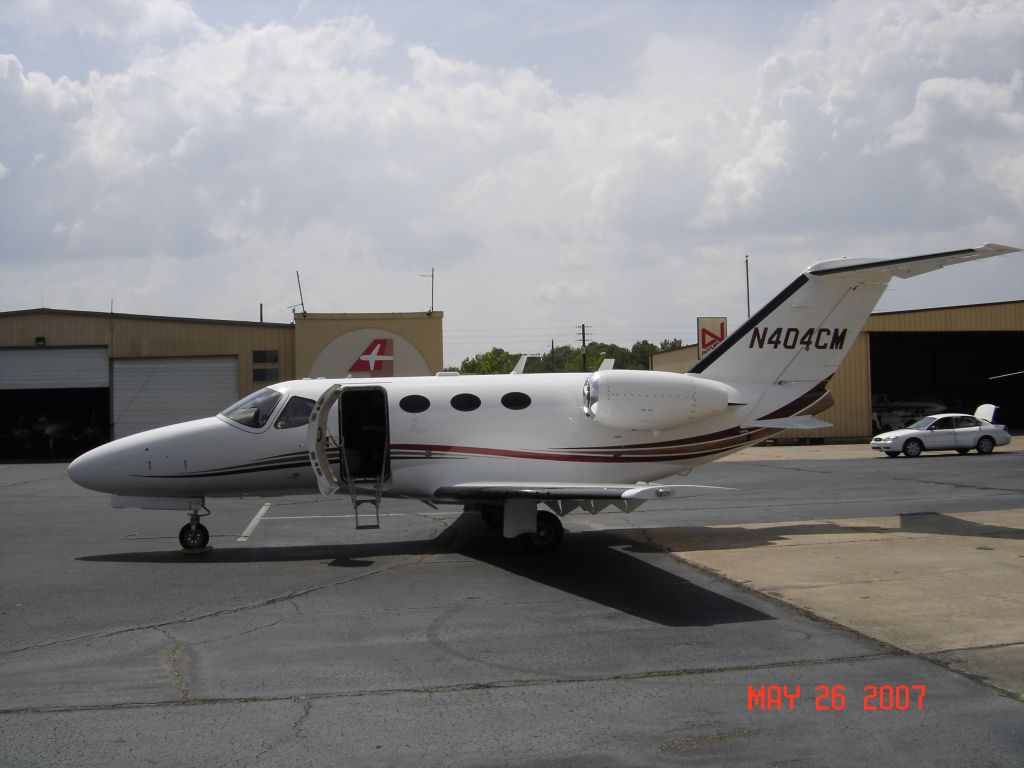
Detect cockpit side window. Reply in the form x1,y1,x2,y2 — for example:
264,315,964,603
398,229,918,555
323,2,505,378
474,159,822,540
275,397,315,429
221,388,283,428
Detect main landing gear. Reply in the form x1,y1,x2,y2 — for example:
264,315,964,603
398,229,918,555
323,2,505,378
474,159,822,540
476,502,565,553
525,510,564,553
178,507,211,550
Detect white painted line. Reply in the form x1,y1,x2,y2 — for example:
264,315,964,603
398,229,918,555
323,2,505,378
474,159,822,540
238,502,272,541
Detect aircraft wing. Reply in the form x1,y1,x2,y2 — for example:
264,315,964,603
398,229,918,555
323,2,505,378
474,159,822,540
433,481,733,502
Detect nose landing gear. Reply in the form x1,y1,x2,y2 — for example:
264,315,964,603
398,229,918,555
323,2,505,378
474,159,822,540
178,507,211,551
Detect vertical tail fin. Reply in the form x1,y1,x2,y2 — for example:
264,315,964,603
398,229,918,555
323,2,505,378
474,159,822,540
689,243,1020,387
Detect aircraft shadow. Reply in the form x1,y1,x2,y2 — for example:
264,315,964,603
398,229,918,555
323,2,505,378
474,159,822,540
653,511,1024,552
440,514,773,628
78,513,773,629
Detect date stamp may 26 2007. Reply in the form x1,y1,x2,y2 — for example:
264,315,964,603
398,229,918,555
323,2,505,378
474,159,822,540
747,684,928,712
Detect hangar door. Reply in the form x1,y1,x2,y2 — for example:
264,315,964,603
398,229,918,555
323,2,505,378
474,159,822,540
112,357,239,438
871,332,1024,431
0,347,110,460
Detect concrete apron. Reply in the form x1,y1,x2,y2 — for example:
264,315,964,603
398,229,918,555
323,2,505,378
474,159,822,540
641,506,1024,701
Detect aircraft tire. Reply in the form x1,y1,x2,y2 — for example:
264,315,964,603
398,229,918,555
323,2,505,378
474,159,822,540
179,522,210,550
521,510,564,553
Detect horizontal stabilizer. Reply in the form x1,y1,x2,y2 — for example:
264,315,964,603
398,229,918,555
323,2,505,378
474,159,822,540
743,416,832,430
807,242,1020,279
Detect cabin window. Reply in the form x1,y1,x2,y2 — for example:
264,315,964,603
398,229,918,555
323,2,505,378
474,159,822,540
501,392,531,410
274,397,315,429
221,388,282,429
450,393,481,412
400,395,431,414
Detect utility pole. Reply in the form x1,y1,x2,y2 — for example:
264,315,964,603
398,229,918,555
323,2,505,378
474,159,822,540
745,253,751,319
578,323,590,371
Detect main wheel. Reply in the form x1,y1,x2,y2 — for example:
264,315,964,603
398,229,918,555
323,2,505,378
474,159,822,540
976,436,995,455
179,522,210,549
521,510,564,553
902,439,923,458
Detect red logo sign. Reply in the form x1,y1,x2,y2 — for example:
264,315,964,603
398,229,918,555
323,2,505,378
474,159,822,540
349,339,394,376
698,317,727,359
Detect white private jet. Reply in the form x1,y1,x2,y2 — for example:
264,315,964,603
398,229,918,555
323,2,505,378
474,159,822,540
69,243,1020,552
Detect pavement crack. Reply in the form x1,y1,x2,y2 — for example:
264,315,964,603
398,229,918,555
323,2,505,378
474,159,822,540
253,698,313,764
0,651,897,716
158,629,191,703
0,564,397,658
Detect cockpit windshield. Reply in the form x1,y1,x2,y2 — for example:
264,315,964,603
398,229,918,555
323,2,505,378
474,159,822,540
221,388,283,429
274,397,315,429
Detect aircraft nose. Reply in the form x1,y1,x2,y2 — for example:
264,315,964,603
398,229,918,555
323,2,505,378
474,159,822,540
68,444,118,493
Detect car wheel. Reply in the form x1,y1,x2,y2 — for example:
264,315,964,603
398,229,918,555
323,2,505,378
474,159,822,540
976,436,995,455
884,451,900,458
956,449,969,455
902,439,923,458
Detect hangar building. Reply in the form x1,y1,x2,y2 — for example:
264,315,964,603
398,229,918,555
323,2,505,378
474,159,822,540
0,309,442,460
651,300,1024,442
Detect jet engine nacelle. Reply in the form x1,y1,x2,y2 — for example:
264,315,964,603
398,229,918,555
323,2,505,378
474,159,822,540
583,370,734,431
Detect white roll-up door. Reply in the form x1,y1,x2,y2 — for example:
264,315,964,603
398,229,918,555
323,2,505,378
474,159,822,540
112,357,239,438
0,347,109,389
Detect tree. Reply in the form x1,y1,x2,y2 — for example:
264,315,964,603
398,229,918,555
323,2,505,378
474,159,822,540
455,337,687,374
458,347,517,374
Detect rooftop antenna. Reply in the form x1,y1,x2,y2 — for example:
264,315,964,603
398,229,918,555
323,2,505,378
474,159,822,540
419,267,435,314
288,271,308,318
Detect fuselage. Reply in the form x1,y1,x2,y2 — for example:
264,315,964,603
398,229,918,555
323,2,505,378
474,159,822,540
67,372,802,504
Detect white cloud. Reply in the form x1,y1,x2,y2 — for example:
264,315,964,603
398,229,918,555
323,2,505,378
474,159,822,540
0,1,1022,366
0,0,202,40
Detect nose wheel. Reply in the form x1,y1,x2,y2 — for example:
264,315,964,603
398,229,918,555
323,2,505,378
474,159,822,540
179,508,211,550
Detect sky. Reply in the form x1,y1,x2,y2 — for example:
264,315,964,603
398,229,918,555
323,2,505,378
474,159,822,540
1,0,1022,367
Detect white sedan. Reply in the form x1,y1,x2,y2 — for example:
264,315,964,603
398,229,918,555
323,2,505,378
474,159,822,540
870,405,1011,458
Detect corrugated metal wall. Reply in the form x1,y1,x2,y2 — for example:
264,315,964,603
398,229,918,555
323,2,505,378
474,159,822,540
0,310,294,399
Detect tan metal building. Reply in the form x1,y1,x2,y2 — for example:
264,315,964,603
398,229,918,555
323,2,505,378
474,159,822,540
0,308,442,458
651,301,1024,441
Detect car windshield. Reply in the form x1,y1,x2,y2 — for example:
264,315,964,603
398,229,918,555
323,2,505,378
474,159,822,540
906,416,937,431
221,388,283,428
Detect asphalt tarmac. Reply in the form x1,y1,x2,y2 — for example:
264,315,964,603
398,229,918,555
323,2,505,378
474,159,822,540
1,445,1022,767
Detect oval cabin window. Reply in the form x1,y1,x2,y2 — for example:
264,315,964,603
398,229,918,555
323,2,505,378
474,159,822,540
501,392,532,410
450,393,482,412
399,394,430,413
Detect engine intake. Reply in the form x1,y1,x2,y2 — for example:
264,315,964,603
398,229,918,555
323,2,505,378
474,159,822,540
583,370,733,431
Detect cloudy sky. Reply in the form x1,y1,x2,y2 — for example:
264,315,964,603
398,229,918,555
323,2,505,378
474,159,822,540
2,0,1022,366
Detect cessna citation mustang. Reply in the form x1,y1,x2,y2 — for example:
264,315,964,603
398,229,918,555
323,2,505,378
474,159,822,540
69,243,1020,552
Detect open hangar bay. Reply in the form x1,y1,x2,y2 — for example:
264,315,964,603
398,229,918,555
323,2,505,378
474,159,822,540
2,444,1022,767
